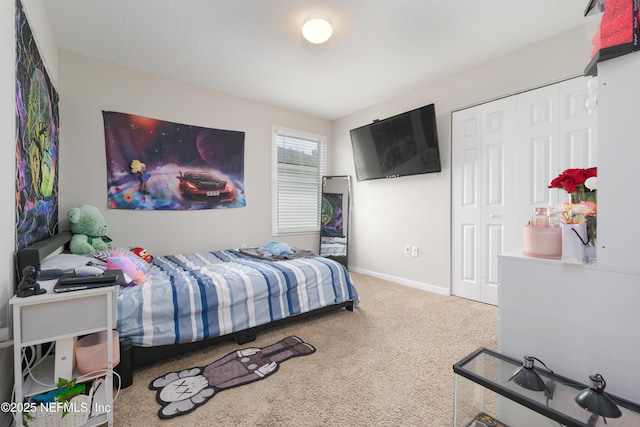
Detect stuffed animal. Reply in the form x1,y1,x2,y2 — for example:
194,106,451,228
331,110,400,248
68,205,113,255
107,254,147,286
90,247,150,286
259,241,294,257
130,247,153,264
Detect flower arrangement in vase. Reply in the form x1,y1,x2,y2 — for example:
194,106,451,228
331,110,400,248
548,167,597,248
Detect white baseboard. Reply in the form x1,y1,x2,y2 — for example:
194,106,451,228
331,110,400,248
348,266,450,296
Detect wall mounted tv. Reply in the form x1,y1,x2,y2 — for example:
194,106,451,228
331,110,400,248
350,103,441,182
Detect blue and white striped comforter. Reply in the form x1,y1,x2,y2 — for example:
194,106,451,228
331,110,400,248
116,250,359,347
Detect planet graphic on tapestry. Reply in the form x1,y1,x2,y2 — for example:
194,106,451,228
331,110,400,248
196,130,243,176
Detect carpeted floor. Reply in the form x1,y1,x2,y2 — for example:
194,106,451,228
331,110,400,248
113,272,498,426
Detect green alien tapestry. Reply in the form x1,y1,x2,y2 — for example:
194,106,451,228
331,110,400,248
15,0,60,250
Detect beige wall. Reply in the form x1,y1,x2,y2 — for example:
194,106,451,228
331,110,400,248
58,52,332,256
332,25,593,293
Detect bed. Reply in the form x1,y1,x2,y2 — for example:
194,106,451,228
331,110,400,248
16,231,359,369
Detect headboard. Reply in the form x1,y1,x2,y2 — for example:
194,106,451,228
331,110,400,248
15,230,72,285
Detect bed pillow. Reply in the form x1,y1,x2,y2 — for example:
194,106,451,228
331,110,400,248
40,253,98,271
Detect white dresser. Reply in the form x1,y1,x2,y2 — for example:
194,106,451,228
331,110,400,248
498,251,640,404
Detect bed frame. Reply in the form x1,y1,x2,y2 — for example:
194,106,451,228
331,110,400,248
16,232,355,369
132,300,354,367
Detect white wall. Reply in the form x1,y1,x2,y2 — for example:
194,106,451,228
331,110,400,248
1,0,58,422
332,25,593,294
0,2,14,423
58,52,332,256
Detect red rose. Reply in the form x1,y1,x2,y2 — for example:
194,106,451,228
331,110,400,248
563,168,587,184
548,168,597,193
548,171,578,192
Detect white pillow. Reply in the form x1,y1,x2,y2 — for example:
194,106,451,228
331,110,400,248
40,253,96,271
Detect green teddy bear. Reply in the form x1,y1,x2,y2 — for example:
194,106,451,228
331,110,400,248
68,205,113,255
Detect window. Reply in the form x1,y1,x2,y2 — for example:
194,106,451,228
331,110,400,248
272,126,327,235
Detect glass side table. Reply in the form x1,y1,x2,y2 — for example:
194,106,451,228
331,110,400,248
453,347,640,427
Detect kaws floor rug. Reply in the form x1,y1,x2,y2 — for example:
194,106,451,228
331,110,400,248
149,336,316,419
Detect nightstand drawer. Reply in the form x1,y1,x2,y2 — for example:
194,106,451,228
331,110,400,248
19,293,114,345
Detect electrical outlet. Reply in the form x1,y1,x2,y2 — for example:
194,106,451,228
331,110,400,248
410,245,419,257
404,245,411,255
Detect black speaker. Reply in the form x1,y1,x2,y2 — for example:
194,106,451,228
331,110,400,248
14,230,73,293
16,248,40,281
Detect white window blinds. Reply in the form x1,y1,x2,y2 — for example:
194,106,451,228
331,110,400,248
272,126,327,234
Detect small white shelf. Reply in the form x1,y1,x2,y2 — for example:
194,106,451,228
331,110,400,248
11,285,117,426
23,355,108,397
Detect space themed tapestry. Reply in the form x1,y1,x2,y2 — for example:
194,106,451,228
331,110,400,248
15,0,60,250
103,111,246,210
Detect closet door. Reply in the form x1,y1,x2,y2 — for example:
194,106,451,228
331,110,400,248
515,78,597,229
557,78,597,173
515,84,560,227
452,77,596,306
452,97,516,305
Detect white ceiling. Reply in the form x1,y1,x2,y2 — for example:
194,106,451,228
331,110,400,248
42,0,589,120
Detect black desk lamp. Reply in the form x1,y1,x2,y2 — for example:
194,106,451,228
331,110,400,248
509,355,555,399
575,373,621,425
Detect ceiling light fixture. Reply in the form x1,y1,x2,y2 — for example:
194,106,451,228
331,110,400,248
302,15,333,44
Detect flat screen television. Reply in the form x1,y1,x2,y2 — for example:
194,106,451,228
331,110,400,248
350,103,441,181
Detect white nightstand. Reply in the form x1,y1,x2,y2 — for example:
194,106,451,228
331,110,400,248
10,285,117,427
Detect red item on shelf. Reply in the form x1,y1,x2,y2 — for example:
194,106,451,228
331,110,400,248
591,0,637,57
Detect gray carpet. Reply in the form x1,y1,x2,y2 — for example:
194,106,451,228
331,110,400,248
113,272,498,426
